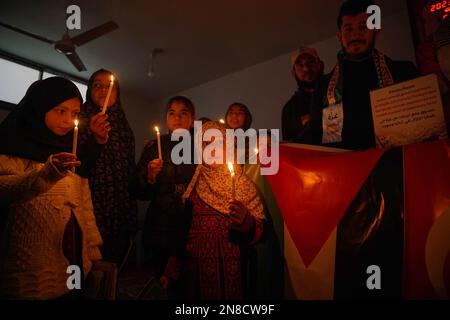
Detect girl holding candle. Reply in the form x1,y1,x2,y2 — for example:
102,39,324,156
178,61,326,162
78,69,137,265
131,95,197,298
181,121,265,300
0,77,103,299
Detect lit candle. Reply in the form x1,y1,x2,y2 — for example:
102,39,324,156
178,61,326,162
253,147,259,162
219,119,225,124
72,119,79,155
72,119,79,172
227,162,235,200
102,74,114,114
247,147,259,164
154,126,162,160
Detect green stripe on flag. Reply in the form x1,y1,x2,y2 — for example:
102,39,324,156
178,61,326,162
245,164,284,299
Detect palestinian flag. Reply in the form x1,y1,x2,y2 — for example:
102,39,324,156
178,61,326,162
247,140,450,299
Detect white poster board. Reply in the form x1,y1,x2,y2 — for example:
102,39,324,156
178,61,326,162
370,74,448,148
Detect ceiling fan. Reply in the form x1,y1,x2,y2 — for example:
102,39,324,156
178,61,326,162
0,21,118,72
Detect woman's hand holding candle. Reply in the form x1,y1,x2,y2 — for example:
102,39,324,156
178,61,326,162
147,159,163,184
228,200,248,226
51,152,81,173
90,112,111,144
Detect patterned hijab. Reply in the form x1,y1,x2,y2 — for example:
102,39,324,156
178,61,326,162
183,121,265,220
79,69,137,238
0,77,82,163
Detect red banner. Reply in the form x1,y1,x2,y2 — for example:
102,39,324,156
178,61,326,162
403,139,450,299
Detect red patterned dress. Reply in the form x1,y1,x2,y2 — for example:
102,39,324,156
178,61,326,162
184,191,264,299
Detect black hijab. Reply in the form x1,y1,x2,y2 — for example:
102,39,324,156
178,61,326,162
0,77,82,163
225,102,253,130
79,69,137,239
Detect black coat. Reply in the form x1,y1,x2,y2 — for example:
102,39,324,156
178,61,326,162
281,88,313,142
131,133,197,256
299,55,419,150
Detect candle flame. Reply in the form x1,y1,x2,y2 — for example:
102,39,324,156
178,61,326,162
110,75,114,83
219,119,225,124
74,119,78,127
227,162,235,175
154,126,160,133
254,148,259,154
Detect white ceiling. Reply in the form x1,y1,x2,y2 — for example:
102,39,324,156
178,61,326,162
0,0,406,101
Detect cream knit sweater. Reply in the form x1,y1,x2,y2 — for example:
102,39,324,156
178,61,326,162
0,155,103,299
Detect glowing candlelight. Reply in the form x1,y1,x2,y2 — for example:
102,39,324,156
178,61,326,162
72,119,79,172
72,119,79,155
248,147,259,164
154,126,162,160
101,74,114,114
227,161,235,200
219,119,225,124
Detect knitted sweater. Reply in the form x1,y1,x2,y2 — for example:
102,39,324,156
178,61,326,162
0,155,103,299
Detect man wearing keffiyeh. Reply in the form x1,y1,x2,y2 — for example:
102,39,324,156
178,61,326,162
299,0,419,150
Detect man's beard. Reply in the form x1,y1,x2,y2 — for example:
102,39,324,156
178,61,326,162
343,38,376,60
296,78,317,90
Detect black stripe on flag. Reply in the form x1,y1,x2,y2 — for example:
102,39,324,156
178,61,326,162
334,147,404,299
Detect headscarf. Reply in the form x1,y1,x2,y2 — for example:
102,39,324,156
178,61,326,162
0,77,82,162
78,69,137,238
183,121,265,220
166,95,196,117
225,103,253,131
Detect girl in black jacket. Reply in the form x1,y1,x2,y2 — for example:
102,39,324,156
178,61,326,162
131,96,196,298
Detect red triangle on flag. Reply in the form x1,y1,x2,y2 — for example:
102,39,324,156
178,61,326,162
265,144,385,267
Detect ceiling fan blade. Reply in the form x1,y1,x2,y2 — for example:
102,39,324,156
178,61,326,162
0,21,55,44
65,51,87,72
71,21,118,46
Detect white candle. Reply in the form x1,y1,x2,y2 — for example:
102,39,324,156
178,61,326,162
228,162,235,200
155,126,162,160
72,119,79,155
250,147,259,163
72,119,79,172
102,75,114,114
